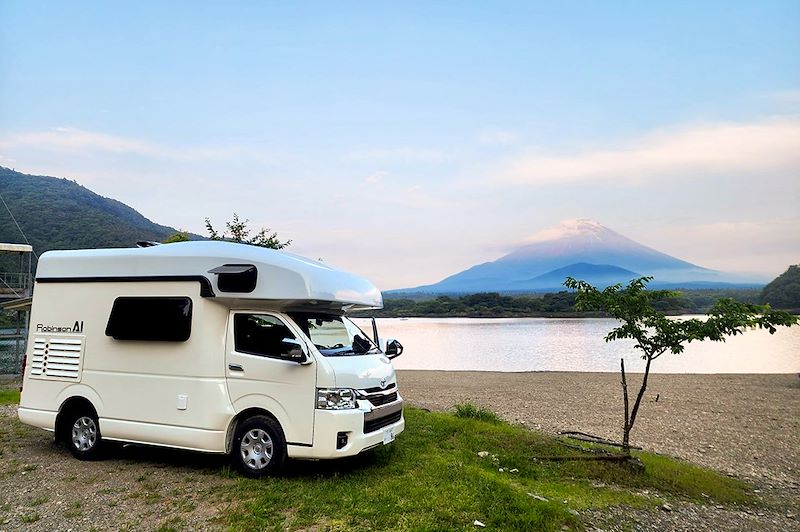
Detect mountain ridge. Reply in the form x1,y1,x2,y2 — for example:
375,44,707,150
397,218,758,294
0,167,180,257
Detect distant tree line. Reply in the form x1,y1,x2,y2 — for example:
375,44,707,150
358,287,766,318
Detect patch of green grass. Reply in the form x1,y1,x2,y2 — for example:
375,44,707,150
27,495,48,507
0,389,20,406
20,511,40,523
156,516,185,531
634,452,751,504
454,402,503,424
142,489,163,505
219,407,752,530
64,501,82,519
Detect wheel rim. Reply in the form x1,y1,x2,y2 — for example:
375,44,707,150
240,428,273,470
71,416,98,451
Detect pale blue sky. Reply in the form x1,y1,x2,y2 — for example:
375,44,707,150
1,1,798,288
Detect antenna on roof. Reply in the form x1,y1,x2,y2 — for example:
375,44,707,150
136,241,162,248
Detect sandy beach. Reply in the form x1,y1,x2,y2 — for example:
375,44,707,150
397,370,800,488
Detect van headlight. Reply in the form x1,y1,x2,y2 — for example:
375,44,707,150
316,388,358,410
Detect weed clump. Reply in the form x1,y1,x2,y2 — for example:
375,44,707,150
454,402,502,424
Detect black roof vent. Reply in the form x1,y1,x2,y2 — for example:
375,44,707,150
208,264,258,293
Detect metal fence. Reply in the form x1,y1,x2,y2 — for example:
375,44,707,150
0,244,33,375
0,272,32,297
0,326,26,375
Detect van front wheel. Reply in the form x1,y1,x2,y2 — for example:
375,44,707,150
232,416,286,478
67,411,103,460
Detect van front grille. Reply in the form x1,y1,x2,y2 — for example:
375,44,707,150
365,391,398,407
362,382,396,394
364,410,402,434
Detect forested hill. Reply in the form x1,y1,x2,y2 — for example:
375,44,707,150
761,265,800,310
0,167,178,256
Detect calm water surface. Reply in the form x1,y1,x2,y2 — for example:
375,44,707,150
2,321,798,374
355,317,800,373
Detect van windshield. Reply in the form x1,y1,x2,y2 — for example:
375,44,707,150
288,313,379,357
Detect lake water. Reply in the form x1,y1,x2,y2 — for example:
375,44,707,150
354,317,800,374
3,319,798,375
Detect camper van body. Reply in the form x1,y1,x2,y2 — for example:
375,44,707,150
18,241,404,474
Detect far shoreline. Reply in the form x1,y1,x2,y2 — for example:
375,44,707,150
395,368,800,375
356,310,800,319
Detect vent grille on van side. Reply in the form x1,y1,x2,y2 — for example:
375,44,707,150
30,336,83,380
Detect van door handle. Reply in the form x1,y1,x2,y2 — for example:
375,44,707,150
228,363,244,372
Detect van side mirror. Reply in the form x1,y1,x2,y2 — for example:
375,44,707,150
384,339,403,359
282,338,310,364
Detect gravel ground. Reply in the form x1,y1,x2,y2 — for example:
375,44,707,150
398,370,800,531
1,372,798,531
0,402,238,531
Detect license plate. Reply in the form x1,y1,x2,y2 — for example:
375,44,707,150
382,427,395,445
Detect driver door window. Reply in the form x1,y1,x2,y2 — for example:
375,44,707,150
234,314,298,359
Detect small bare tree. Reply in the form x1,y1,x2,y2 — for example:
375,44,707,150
204,213,291,249
564,276,797,455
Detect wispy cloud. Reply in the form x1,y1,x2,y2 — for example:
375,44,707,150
365,170,388,184
648,216,800,277
0,127,276,164
342,147,447,163
477,128,520,146
495,117,800,185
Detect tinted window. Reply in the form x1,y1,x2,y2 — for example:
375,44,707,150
105,297,193,342
234,314,299,359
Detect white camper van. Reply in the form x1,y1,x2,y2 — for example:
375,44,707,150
18,241,404,477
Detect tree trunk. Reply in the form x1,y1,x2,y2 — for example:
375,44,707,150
627,355,653,443
620,358,630,456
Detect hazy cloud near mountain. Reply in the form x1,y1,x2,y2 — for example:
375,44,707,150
1,113,799,289
495,117,800,186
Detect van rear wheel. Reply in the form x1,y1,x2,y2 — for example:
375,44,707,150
67,411,103,460
232,416,286,478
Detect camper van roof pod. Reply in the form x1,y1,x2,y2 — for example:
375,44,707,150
35,241,383,311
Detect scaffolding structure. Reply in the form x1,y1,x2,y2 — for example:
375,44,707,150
0,243,33,375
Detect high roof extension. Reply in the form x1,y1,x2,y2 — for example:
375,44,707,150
35,241,383,311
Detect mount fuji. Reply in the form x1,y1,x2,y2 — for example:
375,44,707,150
398,219,758,294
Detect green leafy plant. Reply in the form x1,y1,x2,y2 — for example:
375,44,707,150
204,213,290,249
162,231,190,243
564,276,797,455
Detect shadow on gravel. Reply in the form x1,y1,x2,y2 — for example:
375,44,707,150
44,437,387,479
108,444,230,472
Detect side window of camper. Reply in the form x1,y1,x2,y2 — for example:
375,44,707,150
106,297,193,342
234,314,299,359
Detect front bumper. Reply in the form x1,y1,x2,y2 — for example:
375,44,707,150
287,397,404,459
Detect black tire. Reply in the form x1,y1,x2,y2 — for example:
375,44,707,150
231,415,286,478
65,409,104,460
